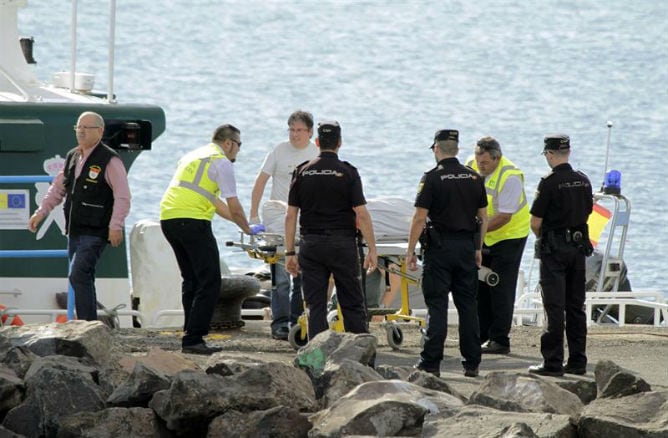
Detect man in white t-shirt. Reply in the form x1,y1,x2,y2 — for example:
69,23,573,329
250,110,318,340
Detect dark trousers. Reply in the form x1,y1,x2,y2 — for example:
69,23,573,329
298,234,368,339
420,238,481,371
68,234,107,321
161,218,221,347
290,273,303,325
539,245,587,369
270,263,303,331
478,236,527,347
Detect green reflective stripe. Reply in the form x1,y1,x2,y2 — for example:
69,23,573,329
488,164,520,205
177,180,217,203
193,157,212,184
175,156,216,202
517,192,528,210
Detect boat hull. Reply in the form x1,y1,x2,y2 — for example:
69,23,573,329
0,102,165,327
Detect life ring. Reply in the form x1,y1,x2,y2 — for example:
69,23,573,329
0,304,24,326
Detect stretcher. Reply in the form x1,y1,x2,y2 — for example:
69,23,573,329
225,232,427,350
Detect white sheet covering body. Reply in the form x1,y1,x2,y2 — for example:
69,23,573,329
261,197,414,241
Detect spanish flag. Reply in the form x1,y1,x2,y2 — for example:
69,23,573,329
588,203,612,248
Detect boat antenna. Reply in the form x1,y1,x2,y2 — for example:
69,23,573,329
601,120,613,191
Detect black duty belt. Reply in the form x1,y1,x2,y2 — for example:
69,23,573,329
300,228,356,237
545,226,586,244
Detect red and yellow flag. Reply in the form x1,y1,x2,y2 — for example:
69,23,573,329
587,203,612,247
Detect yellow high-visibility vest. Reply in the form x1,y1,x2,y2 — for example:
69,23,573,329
467,155,530,246
160,143,226,221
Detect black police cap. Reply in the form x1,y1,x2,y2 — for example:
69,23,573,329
430,129,459,148
317,121,341,139
544,134,570,151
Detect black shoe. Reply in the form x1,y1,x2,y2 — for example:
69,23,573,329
181,343,223,355
528,364,564,377
563,363,587,375
413,363,440,378
481,340,510,355
271,327,289,340
464,367,479,377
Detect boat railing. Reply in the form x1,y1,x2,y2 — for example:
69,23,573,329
152,309,267,328
514,290,666,328
585,290,668,327
0,307,145,328
66,0,118,101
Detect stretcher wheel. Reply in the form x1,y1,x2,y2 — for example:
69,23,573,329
386,323,404,350
326,309,339,324
288,324,308,350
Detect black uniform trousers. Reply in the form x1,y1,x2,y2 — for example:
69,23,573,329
478,236,527,347
539,245,587,370
161,218,221,347
298,233,368,340
420,237,481,371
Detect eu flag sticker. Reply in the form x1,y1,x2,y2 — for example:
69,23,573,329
0,190,30,230
8,193,26,209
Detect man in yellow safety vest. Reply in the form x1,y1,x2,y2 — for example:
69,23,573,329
160,124,261,355
467,137,530,355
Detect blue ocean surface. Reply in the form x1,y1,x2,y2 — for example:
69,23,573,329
18,1,668,292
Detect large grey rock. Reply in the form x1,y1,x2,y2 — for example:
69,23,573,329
0,345,37,379
374,364,411,380
107,361,171,407
23,355,99,383
107,347,199,400
578,390,668,438
0,424,24,437
3,357,106,437
468,372,584,419
0,366,23,412
555,378,597,404
150,364,316,435
294,331,377,380
208,406,312,438
210,275,261,326
57,407,165,438
595,359,651,398
407,369,467,402
205,357,269,376
423,405,576,438
309,379,464,437
318,358,384,407
0,321,112,365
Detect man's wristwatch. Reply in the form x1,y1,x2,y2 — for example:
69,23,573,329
285,250,296,256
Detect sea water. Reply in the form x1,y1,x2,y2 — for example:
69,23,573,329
18,0,668,293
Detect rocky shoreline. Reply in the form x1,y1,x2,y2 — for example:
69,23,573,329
0,320,667,437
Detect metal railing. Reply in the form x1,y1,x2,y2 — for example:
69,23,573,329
0,174,76,319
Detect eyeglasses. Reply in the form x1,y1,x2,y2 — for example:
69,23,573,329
288,128,309,134
73,125,102,131
230,139,242,149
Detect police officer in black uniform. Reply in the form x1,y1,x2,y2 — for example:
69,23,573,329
528,134,593,376
284,121,377,340
406,129,488,378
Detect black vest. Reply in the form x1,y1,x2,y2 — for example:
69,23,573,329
63,143,119,237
